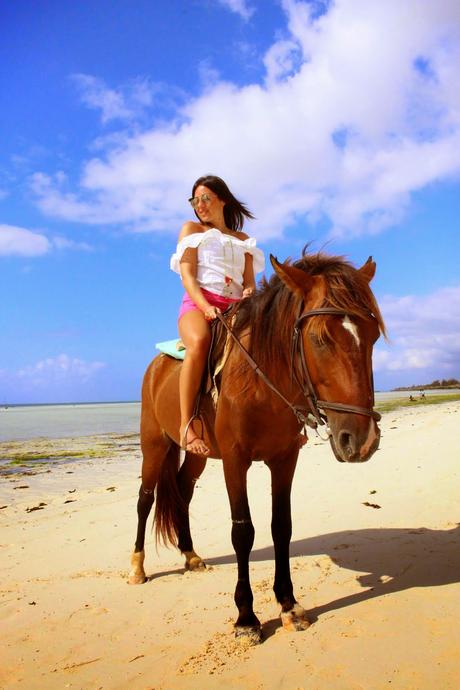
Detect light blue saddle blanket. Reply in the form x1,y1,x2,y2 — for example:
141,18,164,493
155,339,186,360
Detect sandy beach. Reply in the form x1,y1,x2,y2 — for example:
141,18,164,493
1,399,460,690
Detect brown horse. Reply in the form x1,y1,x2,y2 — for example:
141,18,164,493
129,250,386,643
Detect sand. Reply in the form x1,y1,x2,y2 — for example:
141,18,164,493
1,400,460,690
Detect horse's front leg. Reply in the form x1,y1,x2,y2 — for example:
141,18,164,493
223,454,262,644
269,450,310,631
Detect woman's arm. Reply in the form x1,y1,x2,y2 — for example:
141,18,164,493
179,247,211,313
242,253,256,297
177,220,209,311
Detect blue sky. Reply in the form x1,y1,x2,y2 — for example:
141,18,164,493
1,0,460,404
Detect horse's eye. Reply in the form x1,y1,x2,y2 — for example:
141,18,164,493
308,333,328,349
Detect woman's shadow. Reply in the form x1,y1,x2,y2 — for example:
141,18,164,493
206,523,460,630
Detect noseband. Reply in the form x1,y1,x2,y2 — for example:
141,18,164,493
292,303,381,429
216,302,381,436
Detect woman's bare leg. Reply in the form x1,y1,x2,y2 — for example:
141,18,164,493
178,310,211,455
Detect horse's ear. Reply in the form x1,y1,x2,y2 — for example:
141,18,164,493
270,254,316,296
359,256,376,283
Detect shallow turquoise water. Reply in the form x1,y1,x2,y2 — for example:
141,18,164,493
0,402,141,441
1,390,458,442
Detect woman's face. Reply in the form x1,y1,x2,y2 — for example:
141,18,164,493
191,185,225,225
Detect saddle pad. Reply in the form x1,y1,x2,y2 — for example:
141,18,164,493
155,339,186,360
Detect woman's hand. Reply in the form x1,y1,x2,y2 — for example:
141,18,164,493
242,287,254,298
204,305,221,321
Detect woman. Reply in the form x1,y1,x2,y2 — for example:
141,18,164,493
170,175,265,455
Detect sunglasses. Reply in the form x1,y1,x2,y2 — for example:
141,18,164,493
188,192,213,209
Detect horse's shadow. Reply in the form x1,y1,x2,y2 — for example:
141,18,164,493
206,523,460,634
146,524,460,638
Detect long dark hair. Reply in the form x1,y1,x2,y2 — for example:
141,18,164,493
191,175,255,232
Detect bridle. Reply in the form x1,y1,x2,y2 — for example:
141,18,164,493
216,301,380,438
291,302,381,430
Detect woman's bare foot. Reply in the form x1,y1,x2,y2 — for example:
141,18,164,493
180,425,210,456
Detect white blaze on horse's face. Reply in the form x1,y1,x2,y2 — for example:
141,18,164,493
342,316,360,347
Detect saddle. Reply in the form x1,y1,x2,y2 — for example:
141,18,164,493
181,304,240,456
202,302,240,406
155,305,240,434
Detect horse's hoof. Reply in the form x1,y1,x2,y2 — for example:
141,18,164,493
128,550,146,585
128,572,146,585
234,625,263,645
186,556,206,571
183,550,206,571
281,603,310,631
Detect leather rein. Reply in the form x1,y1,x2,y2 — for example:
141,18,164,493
216,301,380,436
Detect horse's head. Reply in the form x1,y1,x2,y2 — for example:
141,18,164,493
270,253,386,463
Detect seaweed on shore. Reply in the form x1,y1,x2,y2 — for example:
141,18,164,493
0,449,110,477
0,433,141,480
6,449,106,463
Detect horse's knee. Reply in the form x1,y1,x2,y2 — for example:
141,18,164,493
137,485,155,518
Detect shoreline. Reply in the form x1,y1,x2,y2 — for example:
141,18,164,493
2,391,460,444
2,384,459,408
1,394,460,493
1,399,460,689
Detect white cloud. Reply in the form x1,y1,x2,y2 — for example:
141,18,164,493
52,236,93,252
374,285,460,377
217,0,254,21
0,354,107,403
71,74,157,124
32,1,460,239
0,224,50,256
16,354,106,386
264,39,302,84
0,223,94,257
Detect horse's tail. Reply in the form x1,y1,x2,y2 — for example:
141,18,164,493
153,443,187,547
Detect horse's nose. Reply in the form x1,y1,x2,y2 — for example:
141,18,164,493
332,418,381,463
337,430,357,461
359,420,380,460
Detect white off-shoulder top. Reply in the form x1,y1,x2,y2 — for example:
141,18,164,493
170,228,265,299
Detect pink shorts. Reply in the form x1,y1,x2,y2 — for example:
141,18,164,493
178,288,239,322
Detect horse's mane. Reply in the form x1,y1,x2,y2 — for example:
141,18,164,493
233,249,386,373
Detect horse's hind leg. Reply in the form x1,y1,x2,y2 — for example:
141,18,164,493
128,433,170,585
129,484,155,584
177,452,207,571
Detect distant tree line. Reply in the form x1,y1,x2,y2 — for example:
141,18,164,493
393,378,460,391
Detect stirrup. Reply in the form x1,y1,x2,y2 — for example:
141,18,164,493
181,414,205,451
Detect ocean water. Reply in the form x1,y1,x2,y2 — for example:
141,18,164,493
1,390,458,442
0,402,141,442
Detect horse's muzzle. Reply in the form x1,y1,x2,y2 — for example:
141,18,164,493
329,417,381,463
